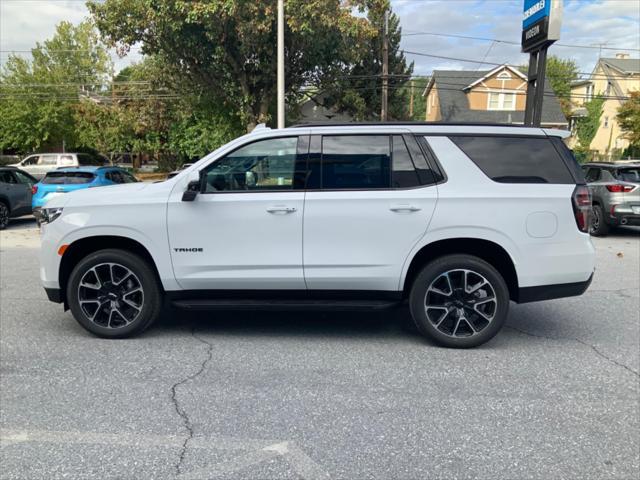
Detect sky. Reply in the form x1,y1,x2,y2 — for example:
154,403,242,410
1,0,639,78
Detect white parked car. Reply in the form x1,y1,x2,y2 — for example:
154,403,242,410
11,153,106,179
39,123,595,347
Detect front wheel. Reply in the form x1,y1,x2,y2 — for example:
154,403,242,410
409,255,510,348
67,249,162,338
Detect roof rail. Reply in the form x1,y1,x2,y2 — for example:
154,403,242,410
289,121,532,128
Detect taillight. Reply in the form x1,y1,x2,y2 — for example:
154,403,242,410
572,185,591,233
31,184,38,195
606,184,635,193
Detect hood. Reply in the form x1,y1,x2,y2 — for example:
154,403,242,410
45,182,150,209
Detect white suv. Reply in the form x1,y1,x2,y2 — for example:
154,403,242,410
39,124,595,348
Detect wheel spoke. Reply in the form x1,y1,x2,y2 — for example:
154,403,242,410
430,272,453,297
452,317,462,336
122,287,142,299
464,317,477,333
122,297,142,311
426,306,449,327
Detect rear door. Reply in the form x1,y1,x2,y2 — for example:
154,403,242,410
35,154,58,178
303,133,438,291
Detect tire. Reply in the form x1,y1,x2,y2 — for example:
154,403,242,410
0,201,9,230
67,249,162,338
589,204,610,236
409,254,510,348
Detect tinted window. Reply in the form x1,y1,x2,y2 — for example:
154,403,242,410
203,137,298,192
0,171,17,184
584,168,601,182
14,171,35,185
450,136,574,184
121,171,138,183
615,167,640,182
392,136,420,188
321,135,390,189
78,154,102,166
42,172,95,184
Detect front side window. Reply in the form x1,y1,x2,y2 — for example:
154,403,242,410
321,135,390,189
22,156,39,166
203,137,298,193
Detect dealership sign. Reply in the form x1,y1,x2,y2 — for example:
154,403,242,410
522,0,562,52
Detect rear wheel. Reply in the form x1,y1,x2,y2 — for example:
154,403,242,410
0,202,9,230
67,249,162,338
589,204,610,236
409,255,510,348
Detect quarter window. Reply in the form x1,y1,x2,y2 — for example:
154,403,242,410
450,136,574,184
203,137,298,192
321,135,391,189
584,168,601,183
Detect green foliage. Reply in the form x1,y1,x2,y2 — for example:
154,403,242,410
408,77,430,121
88,0,376,131
519,55,578,118
617,90,640,147
576,95,605,150
0,21,112,153
325,6,414,120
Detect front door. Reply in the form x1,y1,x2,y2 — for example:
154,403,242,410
168,135,308,290
303,134,438,291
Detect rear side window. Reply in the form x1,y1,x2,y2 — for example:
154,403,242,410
42,172,95,184
450,136,574,184
321,135,390,189
615,168,640,182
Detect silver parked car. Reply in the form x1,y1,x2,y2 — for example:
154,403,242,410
10,153,107,180
582,162,640,235
0,166,37,229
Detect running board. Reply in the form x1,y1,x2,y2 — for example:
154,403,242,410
171,299,400,311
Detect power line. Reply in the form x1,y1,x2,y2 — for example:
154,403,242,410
401,30,640,52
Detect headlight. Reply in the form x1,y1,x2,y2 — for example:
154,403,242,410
40,207,64,224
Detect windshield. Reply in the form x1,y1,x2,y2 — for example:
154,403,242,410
42,172,96,184
615,168,640,183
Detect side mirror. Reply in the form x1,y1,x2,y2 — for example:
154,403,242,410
182,179,201,202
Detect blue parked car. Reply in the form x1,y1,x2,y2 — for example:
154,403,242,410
32,166,138,221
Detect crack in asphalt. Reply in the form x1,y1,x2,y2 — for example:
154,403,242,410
506,325,639,379
170,326,214,475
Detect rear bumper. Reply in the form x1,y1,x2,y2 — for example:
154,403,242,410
608,204,640,226
516,273,593,303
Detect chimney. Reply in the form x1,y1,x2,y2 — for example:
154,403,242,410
615,53,630,59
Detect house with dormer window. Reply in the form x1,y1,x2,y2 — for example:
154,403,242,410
422,64,567,128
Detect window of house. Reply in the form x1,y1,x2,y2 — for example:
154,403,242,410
586,84,594,100
497,71,511,80
487,92,516,111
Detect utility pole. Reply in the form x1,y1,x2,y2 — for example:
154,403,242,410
381,9,389,121
277,0,285,129
409,79,415,118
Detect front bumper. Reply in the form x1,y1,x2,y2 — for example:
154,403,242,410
516,273,594,303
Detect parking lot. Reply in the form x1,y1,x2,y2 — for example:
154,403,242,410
1,220,638,479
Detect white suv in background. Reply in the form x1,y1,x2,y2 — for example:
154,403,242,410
39,124,595,348
11,153,105,179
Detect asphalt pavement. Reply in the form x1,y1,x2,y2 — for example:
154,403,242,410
1,221,638,479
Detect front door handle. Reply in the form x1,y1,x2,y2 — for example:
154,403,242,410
266,206,297,214
390,205,421,213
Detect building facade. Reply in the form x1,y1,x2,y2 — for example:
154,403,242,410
569,55,640,157
422,65,567,128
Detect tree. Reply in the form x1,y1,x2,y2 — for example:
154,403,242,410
325,5,414,120
617,90,640,147
0,21,112,153
88,0,376,131
519,55,578,118
575,95,605,150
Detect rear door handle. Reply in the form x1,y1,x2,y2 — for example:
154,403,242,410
266,206,297,214
390,205,421,213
